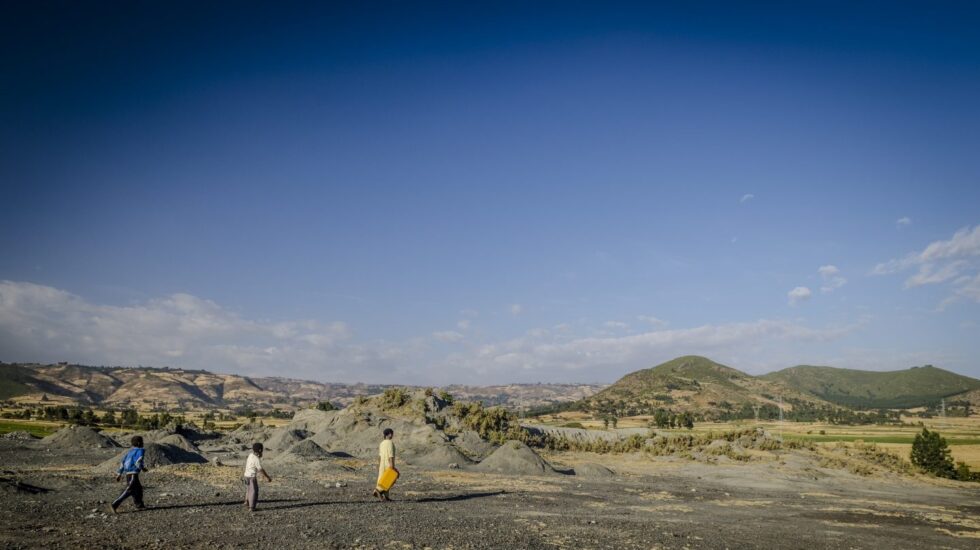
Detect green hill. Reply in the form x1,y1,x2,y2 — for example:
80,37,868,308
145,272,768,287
588,355,832,417
761,365,980,409
0,364,39,400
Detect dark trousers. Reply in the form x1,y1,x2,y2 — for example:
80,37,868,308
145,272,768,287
244,476,259,510
112,473,144,509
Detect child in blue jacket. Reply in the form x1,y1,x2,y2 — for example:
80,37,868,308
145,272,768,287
111,435,148,512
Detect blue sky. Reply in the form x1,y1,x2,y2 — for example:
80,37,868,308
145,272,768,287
1,2,979,383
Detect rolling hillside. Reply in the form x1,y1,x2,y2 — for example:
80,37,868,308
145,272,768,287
587,355,834,417
761,365,980,409
0,362,603,411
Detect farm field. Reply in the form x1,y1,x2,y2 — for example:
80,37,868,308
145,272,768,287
533,413,980,468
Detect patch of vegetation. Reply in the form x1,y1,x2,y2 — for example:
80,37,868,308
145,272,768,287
315,401,338,412
380,388,410,410
560,422,586,429
0,364,38,400
0,420,57,437
762,364,980,409
911,428,956,479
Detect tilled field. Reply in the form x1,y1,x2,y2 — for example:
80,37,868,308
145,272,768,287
2,441,980,549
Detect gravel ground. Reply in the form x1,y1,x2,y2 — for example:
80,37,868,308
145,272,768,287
2,440,979,549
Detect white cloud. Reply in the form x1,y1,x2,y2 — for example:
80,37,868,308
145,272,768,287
896,217,912,227
787,286,812,306
872,224,980,306
0,280,871,384
438,318,860,380
456,319,471,330
637,315,667,327
905,260,966,288
432,330,465,343
818,265,847,293
0,280,398,382
740,194,755,204
603,321,630,331
509,304,523,316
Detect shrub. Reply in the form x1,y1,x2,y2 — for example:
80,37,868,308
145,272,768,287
955,462,979,482
910,428,956,479
315,401,337,412
380,388,410,410
438,390,454,405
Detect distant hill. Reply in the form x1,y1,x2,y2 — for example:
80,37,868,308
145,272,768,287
588,355,834,418
761,365,980,409
0,362,603,411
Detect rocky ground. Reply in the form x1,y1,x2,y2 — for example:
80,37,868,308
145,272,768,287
2,438,979,549
2,394,979,549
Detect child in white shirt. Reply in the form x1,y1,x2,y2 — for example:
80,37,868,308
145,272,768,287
243,442,272,511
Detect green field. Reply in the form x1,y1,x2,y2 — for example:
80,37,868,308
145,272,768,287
0,419,59,437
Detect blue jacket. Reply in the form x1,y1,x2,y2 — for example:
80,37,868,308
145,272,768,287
118,447,145,475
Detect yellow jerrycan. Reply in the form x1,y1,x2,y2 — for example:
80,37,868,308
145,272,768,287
377,467,399,491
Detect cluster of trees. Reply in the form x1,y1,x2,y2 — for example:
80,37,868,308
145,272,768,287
911,428,979,482
914,399,972,418
713,399,902,425
231,407,295,420
651,409,695,429
0,405,187,430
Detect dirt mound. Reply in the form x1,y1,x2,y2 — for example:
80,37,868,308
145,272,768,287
222,424,273,446
94,443,208,473
474,441,556,476
271,439,337,463
573,463,615,478
43,426,121,449
451,430,496,460
0,431,39,441
264,428,309,451
156,434,200,453
404,443,472,469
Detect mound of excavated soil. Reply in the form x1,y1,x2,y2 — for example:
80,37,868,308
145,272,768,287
573,463,615,479
94,443,208,473
474,441,557,476
264,428,309,451
0,431,39,441
404,443,472,469
271,439,336,463
451,430,496,460
156,434,200,453
43,426,121,449
222,424,273,446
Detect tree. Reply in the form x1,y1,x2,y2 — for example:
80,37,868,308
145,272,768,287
911,428,955,479
316,401,337,412
102,410,117,426
652,409,670,429
681,412,694,429
611,416,618,429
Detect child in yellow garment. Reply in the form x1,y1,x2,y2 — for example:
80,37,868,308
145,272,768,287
373,428,397,501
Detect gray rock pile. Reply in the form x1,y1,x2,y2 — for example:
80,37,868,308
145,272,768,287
93,442,208,473
263,428,309,451
0,431,39,441
474,441,556,476
43,426,121,449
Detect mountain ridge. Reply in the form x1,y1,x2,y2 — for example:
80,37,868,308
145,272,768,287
587,355,980,417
